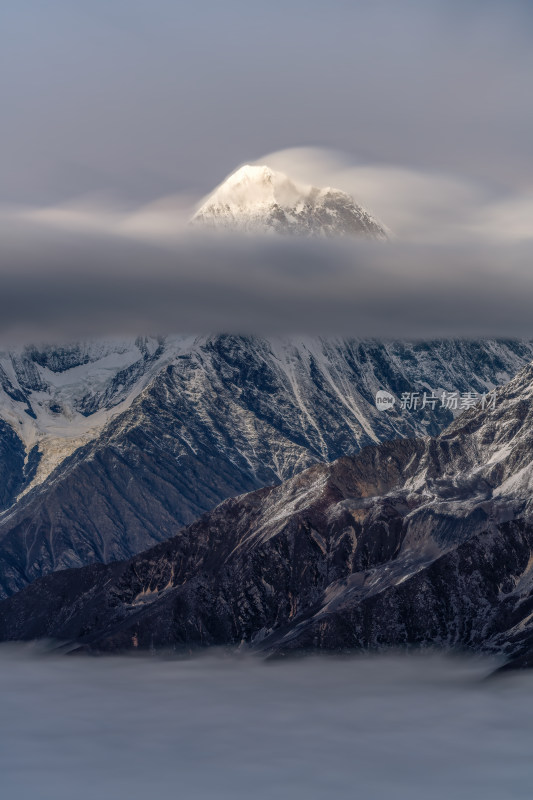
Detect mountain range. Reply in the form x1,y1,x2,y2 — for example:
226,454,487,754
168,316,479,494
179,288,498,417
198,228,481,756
2,359,533,671
1,336,532,600
1,165,533,671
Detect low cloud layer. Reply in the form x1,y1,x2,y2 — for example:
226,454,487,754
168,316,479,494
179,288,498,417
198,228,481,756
2,647,533,800
1,206,533,343
1,147,532,345
8,147,533,247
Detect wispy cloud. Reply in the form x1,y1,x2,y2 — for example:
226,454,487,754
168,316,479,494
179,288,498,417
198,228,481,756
5,193,195,242
8,146,533,248
254,148,533,244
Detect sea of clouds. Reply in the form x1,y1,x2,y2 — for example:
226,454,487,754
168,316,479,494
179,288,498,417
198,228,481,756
2,646,533,800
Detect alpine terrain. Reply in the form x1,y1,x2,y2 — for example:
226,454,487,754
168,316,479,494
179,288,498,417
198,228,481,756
1,166,532,643
1,336,532,600
3,360,533,672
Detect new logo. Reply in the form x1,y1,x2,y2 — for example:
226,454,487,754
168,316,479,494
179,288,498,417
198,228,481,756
375,390,395,411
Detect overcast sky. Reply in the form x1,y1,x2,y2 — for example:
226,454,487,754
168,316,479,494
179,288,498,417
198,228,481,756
2,0,532,206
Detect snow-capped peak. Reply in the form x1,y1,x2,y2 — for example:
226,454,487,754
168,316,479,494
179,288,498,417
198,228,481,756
204,165,309,211
191,164,387,238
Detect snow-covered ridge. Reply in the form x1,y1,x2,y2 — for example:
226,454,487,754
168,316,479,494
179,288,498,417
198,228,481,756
191,164,387,238
0,335,197,496
1,335,532,508
1,335,532,503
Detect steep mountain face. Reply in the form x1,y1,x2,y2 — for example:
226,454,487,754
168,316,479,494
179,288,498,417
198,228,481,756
0,420,27,510
2,362,533,670
0,335,195,503
191,165,387,238
0,336,532,600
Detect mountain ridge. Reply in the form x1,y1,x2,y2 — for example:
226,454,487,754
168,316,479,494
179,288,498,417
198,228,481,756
0,336,532,600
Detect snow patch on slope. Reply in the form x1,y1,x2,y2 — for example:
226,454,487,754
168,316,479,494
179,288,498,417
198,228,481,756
0,336,198,495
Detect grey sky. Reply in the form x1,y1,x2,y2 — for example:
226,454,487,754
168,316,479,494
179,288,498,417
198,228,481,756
2,1,532,205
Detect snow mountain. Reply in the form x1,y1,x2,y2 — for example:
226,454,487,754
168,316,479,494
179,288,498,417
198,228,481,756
191,164,387,237
3,360,533,672
2,161,533,667
0,335,532,599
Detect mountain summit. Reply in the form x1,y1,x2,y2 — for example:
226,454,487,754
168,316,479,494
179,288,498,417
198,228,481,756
191,164,387,238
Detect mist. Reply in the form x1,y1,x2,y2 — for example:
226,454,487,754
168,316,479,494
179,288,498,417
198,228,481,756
2,214,533,343
1,646,533,800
